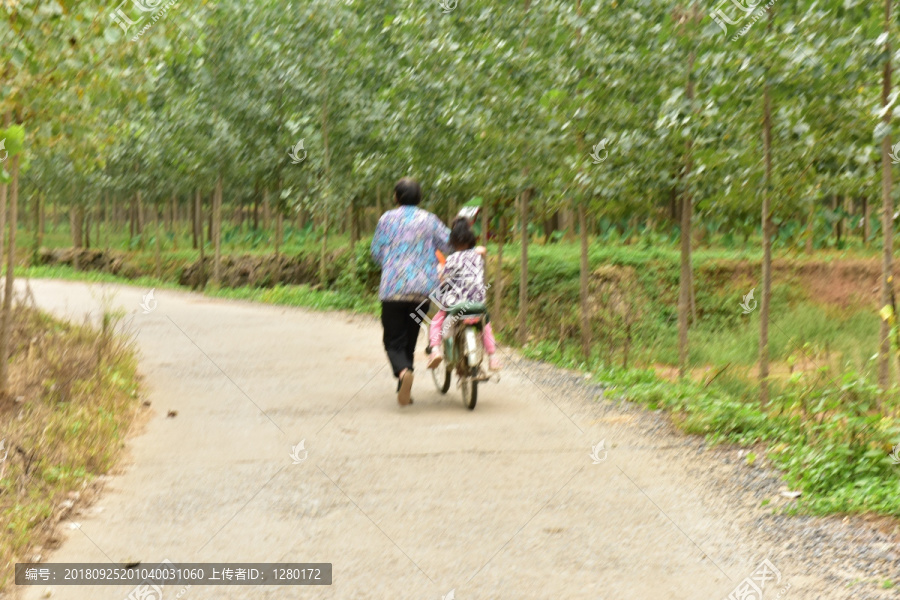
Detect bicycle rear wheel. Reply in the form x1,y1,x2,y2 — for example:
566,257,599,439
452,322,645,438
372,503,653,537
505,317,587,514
460,370,478,410
432,364,451,394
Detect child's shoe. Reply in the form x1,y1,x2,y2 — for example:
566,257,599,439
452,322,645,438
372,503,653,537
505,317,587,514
488,355,501,370
427,347,443,369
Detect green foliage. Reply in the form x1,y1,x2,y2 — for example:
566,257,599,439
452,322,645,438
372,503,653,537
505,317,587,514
7,0,900,522
0,124,24,156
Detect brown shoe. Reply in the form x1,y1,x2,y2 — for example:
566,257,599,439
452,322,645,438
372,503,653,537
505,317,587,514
427,349,443,369
398,369,414,406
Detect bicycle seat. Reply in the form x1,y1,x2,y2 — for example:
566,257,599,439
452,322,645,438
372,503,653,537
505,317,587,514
448,302,488,318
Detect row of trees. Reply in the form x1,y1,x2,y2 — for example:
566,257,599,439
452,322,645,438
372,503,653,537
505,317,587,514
1,0,899,400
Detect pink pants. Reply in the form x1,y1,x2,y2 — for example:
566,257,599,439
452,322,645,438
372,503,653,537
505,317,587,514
429,310,497,354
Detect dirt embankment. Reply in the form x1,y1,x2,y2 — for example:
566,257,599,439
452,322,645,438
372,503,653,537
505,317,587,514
177,253,323,288
37,248,141,279
699,257,882,310
36,248,332,290
36,248,884,311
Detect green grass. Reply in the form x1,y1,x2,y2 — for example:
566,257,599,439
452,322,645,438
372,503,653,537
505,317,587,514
23,264,178,289
209,283,379,314
687,304,877,370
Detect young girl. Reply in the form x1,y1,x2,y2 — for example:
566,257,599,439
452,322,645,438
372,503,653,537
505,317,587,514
427,218,501,371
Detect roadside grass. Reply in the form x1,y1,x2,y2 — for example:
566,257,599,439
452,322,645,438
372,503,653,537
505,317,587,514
20,265,380,317
686,303,876,371
23,264,176,290
522,340,900,516
0,303,141,592
209,283,379,314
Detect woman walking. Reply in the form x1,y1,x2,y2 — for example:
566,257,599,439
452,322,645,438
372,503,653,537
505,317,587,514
371,178,451,406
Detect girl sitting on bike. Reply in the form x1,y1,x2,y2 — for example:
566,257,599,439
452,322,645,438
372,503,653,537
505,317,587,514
427,217,501,371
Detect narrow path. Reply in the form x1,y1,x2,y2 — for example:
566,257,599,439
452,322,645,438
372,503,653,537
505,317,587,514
12,279,849,599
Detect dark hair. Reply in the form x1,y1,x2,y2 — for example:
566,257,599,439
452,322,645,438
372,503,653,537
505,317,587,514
449,217,476,250
394,177,421,206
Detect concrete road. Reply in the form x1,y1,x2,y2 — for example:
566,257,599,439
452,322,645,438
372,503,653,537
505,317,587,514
12,279,831,599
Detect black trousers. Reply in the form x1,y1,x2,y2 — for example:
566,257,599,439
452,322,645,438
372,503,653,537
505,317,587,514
381,300,428,378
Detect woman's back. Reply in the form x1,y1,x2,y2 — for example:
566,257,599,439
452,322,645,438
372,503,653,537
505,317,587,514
371,205,450,301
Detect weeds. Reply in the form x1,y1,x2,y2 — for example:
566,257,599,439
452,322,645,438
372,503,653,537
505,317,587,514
523,340,900,516
0,301,140,591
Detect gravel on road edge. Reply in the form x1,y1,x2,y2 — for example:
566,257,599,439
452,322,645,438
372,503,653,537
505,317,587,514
513,356,900,600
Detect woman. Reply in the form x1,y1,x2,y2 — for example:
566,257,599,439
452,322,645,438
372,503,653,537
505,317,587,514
371,178,451,406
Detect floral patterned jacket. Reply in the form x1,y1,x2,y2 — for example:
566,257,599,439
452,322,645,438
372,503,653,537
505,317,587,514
371,205,451,302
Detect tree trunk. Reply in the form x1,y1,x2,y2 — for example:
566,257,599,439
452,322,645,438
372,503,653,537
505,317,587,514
579,201,591,358
678,49,696,379
349,199,359,248
71,205,84,249
0,152,18,397
678,193,692,377
863,196,871,246
845,195,853,244
518,189,531,345
167,193,175,233
130,194,136,239
170,192,178,251
482,198,491,244
154,204,162,279
84,205,91,250
136,191,144,248
192,190,199,250
207,192,213,245
805,197,815,253
39,193,46,240
494,214,507,331
760,34,775,406
194,189,206,289
31,191,42,261
96,194,102,250
319,64,332,287
298,207,307,230
879,0,894,389
111,195,119,235
275,210,283,257
275,179,283,257
0,143,5,358
213,175,223,285
0,116,9,396
563,204,576,242
833,195,842,246
262,188,270,232
253,191,259,230
319,212,329,286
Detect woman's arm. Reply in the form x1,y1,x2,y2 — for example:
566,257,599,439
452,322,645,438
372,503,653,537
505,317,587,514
370,216,388,266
